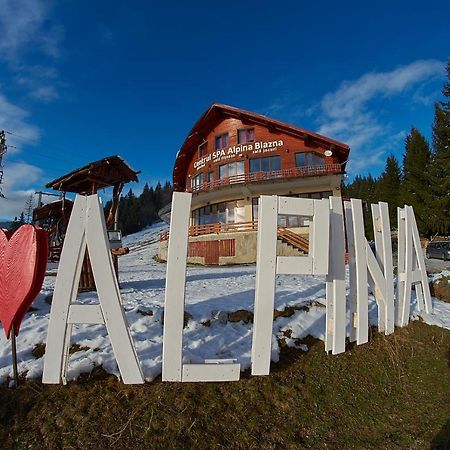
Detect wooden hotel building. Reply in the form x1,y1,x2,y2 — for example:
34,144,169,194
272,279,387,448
159,104,350,265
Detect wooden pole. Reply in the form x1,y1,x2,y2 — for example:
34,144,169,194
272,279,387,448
11,324,19,388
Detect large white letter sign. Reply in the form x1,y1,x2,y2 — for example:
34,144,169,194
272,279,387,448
325,196,346,355
162,192,240,382
344,199,369,345
396,205,432,327
344,199,393,344
43,194,144,384
251,195,329,375
371,202,394,335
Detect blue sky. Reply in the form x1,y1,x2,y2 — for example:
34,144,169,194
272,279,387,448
0,0,449,219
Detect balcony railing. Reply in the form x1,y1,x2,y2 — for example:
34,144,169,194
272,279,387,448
188,163,342,194
160,221,311,254
160,221,257,241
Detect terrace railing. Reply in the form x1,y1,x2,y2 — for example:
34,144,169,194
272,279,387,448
188,163,342,194
159,221,257,242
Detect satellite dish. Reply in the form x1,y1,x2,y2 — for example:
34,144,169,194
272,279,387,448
324,150,333,157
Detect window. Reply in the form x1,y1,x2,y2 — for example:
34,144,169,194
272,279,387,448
192,199,245,225
215,133,229,150
219,161,244,179
249,155,281,173
191,173,204,189
295,152,324,168
277,192,332,228
252,197,259,222
297,191,332,199
238,128,255,144
277,215,309,227
198,141,207,158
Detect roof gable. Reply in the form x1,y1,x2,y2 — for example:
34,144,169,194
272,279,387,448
173,103,350,191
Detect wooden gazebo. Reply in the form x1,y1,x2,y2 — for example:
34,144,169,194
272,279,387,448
46,155,140,290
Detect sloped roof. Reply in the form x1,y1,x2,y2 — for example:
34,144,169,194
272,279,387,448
46,155,139,194
173,103,350,191
33,198,74,221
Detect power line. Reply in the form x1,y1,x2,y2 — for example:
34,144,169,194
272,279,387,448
9,144,78,166
5,130,100,163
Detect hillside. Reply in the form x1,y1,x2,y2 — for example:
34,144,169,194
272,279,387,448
0,223,449,448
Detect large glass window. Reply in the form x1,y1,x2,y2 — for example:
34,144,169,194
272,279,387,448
191,173,204,189
249,155,281,173
238,128,255,144
219,161,245,179
215,133,229,150
295,152,324,168
192,199,245,225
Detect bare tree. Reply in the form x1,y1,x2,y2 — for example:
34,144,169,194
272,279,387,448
24,194,34,224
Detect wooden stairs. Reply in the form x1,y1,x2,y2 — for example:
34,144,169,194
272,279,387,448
277,227,309,253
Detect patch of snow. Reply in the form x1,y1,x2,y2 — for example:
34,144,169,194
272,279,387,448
1,222,449,383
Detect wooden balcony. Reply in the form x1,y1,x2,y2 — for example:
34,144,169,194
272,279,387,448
187,164,342,194
159,221,257,241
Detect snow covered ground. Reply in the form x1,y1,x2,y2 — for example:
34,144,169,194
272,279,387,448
1,222,449,383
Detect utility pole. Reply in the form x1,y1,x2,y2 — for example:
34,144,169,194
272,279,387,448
34,191,62,207
0,130,7,198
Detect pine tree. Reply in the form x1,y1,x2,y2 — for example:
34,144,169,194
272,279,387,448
139,183,156,228
109,180,173,236
402,128,434,236
119,189,141,235
342,174,377,238
430,59,450,234
154,181,162,212
376,155,402,227
161,181,173,207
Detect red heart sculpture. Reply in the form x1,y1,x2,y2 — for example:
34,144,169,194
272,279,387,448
0,225,48,338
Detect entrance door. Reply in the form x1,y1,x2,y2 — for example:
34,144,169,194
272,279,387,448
204,240,219,264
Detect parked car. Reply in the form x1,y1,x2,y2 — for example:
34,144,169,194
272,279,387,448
426,241,450,260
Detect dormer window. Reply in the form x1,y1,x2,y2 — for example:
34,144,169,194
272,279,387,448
198,141,207,158
215,133,229,150
238,128,255,144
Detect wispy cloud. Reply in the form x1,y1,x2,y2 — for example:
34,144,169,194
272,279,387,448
0,0,62,60
0,160,43,218
0,92,40,150
14,64,60,102
316,59,444,173
0,90,42,216
0,0,63,103
0,1,61,216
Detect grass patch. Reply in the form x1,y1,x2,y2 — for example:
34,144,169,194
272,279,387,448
0,321,449,449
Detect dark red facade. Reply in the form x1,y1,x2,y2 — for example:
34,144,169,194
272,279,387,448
173,104,350,193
